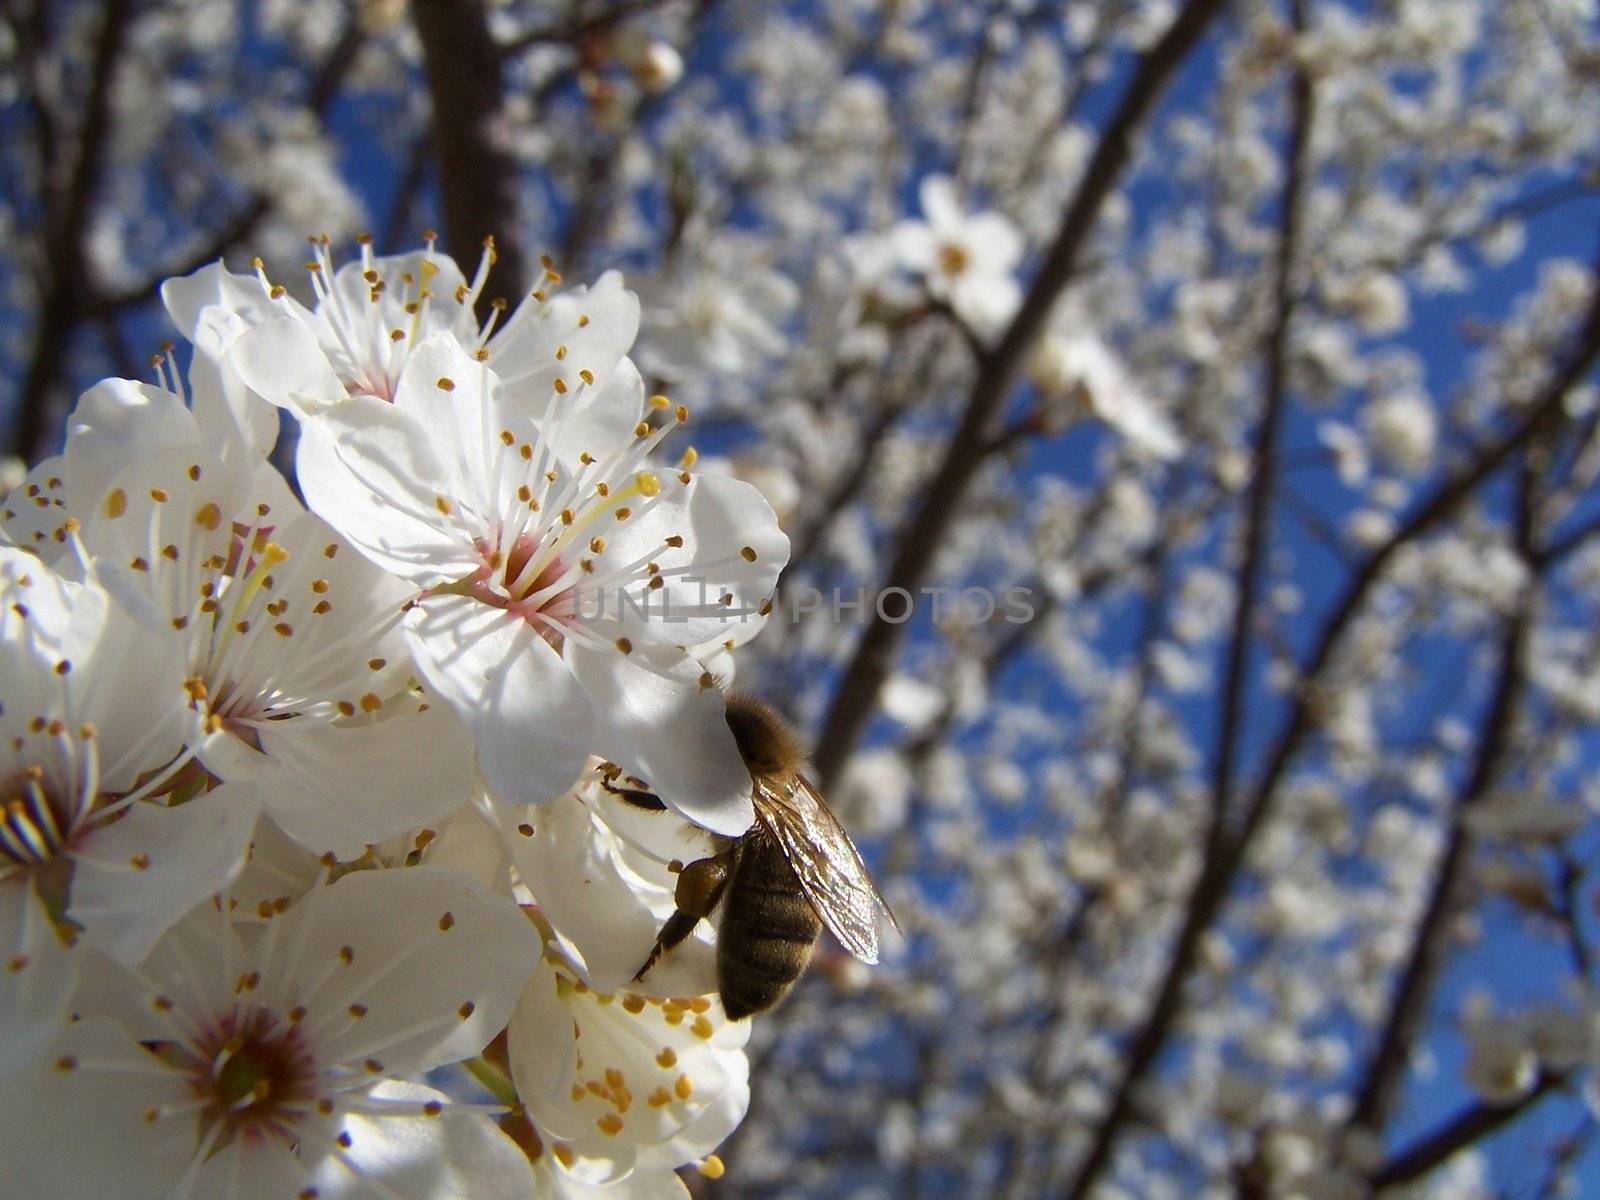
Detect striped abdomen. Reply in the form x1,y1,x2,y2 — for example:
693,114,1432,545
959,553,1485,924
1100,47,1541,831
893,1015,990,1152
716,828,822,1019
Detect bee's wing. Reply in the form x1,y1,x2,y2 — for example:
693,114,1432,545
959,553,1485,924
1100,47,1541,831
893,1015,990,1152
752,773,896,964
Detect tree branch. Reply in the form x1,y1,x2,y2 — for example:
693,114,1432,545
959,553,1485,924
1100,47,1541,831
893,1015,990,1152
1369,1073,1565,1192
1346,587,1533,1134
809,0,1229,790
1056,17,1313,1193
1208,0,1313,843
1054,251,1600,1200
413,0,529,306
10,0,133,460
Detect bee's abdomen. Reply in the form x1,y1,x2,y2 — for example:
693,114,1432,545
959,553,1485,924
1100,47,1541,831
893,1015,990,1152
717,834,822,1019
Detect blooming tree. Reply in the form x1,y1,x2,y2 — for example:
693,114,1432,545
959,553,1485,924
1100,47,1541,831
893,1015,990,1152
5,1,1600,1198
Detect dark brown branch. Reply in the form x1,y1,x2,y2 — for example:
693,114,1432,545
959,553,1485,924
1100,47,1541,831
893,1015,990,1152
809,0,1229,791
10,0,133,460
1209,23,1313,842
1054,256,1600,1200
1339,455,1541,1136
413,0,529,306
3,0,63,215
1368,1074,1565,1191
1534,507,1600,567
1345,594,1533,1134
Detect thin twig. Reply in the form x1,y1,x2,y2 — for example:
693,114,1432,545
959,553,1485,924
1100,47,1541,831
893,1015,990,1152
1368,1074,1565,1191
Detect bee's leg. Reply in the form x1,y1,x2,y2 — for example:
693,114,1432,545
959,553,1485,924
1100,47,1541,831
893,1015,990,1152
632,852,734,982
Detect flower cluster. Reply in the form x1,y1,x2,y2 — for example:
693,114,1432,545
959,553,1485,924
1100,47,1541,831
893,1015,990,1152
0,240,791,1197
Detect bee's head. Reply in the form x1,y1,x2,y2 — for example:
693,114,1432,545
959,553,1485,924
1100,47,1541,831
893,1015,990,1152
724,693,806,779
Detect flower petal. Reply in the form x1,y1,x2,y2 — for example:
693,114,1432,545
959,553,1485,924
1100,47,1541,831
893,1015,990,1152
919,173,962,231
503,791,718,996
271,864,538,1075
889,220,937,271
255,698,477,859
489,270,641,407
0,882,78,1079
228,311,350,417
311,1081,539,1200
568,643,754,837
0,1017,197,1198
296,394,480,584
160,260,279,340
68,788,258,965
407,593,596,805
508,953,749,1182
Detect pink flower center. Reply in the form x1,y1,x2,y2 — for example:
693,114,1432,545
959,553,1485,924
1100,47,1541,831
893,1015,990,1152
470,532,580,648
344,367,397,404
173,1006,317,1146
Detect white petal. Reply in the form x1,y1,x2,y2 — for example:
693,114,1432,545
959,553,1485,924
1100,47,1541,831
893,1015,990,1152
536,1156,690,1200
425,799,512,890
278,864,538,1075
311,1082,539,1200
0,547,108,716
64,377,204,501
489,270,641,405
407,593,595,804
229,311,351,417
255,699,478,858
538,354,646,470
223,811,324,922
326,248,478,350
952,274,1022,341
160,260,279,339
919,174,963,231
568,643,754,837
504,794,717,996
598,473,787,650
296,395,480,584
509,955,749,1180
0,455,75,557
506,958,582,1136
72,590,188,794
390,332,496,506
967,211,1024,269
0,1017,197,1199
68,789,258,965
189,334,281,463
0,882,78,1079
889,221,937,271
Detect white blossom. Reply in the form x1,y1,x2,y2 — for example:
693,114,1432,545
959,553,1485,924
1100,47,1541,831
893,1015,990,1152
291,325,788,834
1030,330,1184,459
891,175,1023,339
0,865,540,1199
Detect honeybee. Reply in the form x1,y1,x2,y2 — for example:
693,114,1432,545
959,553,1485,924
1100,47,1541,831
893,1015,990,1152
608,693,895,1019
